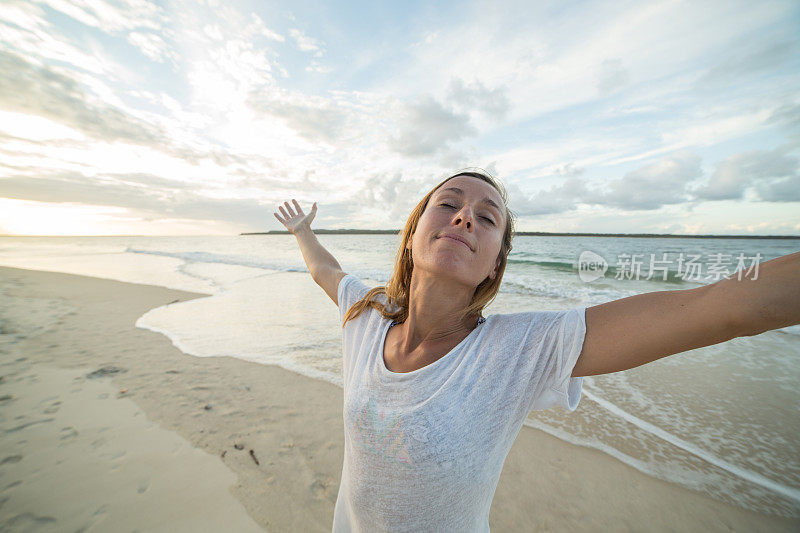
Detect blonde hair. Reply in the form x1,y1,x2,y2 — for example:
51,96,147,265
342,169,516,327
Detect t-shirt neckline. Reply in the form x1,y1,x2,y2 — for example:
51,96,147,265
378,317,489,377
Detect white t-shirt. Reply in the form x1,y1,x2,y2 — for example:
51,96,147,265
332,274,587,532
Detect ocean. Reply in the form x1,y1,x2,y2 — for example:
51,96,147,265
0,234,798,517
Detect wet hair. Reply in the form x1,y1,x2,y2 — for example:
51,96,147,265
342,168,516,327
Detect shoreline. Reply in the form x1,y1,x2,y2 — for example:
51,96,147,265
0,266,796,531
240,231,800,239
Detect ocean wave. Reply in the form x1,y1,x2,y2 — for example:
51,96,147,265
125,247,306,273
507,257,691,284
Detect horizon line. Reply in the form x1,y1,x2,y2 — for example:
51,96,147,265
5,231,798,239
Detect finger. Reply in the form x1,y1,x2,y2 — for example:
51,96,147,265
284,201,295,217
292,199,304,215
273,212,284,223
279,206,289,219
311,202,317,212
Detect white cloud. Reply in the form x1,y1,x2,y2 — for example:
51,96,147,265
0,51,165,145
250,13,284,42
507,177,588,216
447,78,509,118
306,61,333,74
247,89,347,144
127,31,177,64
36,0,164,32
387,96,475,157
694,147,799,200
597,151,703,210
595,58,630,96
288,28,324,56
756,175,800,202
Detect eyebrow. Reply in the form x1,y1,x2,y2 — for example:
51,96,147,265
438,187,502,213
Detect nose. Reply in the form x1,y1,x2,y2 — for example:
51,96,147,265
453,206,474,230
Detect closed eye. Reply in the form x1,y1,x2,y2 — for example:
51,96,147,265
439,203,495,225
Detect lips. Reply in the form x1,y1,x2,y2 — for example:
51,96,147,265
438,233,473,251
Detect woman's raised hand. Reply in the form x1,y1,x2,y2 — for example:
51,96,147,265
274,199,317,235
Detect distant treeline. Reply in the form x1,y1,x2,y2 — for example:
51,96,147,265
242,230,799,239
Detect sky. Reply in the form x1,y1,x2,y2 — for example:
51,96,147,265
0,0,799,236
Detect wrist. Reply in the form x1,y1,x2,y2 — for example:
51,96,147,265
294,226,313,238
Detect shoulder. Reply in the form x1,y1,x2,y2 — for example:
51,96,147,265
482,308,584,338
338,273,370,303
485,308,570,327
338,275,395,321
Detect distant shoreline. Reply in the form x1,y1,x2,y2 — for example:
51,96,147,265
242,230,800,239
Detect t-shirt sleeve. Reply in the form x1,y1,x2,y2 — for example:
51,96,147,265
492,307,588,413
337,274,371,325
337,274,378,387
529,307,587,412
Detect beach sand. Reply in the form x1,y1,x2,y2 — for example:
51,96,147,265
0,265,796,532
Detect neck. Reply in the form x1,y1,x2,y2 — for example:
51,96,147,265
396,269,480,353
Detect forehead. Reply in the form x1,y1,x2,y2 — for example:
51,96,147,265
435,175,504,208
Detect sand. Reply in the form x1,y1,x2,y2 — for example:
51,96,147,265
0,265,796,532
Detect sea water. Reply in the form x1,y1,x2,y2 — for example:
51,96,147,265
0,234,798,517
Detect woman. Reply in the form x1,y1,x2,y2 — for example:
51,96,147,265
274,170,799,532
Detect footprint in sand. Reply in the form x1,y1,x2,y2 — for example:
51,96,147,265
42,401,61,414
2,512,56,529
59,426,78,442
137,480,150,494
1,455,22,465
4,480,22,491
310,476,333,500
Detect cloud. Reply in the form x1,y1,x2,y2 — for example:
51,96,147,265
693,148,798,200
597,151,702,209
595,58,630,96
755,174,800,202
288,28,324,56
0,170,281,228
127,31,176,64
447,78,510,118
387,96,475,157
0,171,177,208
0,50,165,146
247,91,346,144
36,0,164,33
508,151,703,215
507,177,588,216
306,61,333,74
250,13,285,42
352,172,432,222
696,38,799,87
766,101,800,131
552,163,585,177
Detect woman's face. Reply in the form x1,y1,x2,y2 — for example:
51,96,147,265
408,175,505,288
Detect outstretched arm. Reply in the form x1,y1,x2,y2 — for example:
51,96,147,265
572,251,800,377
274,200,346,305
